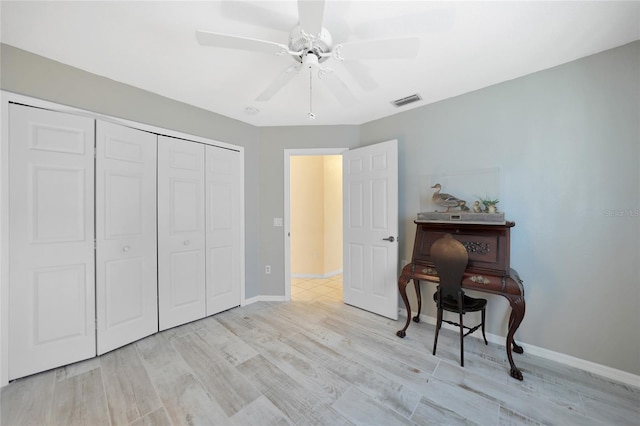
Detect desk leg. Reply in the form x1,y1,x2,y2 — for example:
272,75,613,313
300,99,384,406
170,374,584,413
412,279,422,323
396,264,414,338
504,294,526,380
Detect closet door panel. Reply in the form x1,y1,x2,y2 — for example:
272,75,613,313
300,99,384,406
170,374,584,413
8,104,96,380
158,136,206,330
206,147,241,315
96,121,158,355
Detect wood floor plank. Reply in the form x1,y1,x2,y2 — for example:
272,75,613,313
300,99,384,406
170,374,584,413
1,369,55,426
195,318,260,366
49,368,110,426
171,331,261,417
100,343,163,426
284,330,422,418
236,354,352,425
580,391,640,425
331,385,415,426
230,395,295,426
497,406,543,426
267,304,437,387
416,376,500,425
433,360,600,425
136,333,232,425
319,315,438,378
54,357,101,382
514,352,640,410
411,395,477,426
130,407,173,426
215,314,351,404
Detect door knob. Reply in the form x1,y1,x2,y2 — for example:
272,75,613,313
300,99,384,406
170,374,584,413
382,236,395,242
183,240,190,246
123,245,131,252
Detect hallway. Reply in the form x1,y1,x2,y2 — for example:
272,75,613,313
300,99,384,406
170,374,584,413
291,274,343,303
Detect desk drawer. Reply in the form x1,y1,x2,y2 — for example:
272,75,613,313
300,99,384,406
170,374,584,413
412,222,512,275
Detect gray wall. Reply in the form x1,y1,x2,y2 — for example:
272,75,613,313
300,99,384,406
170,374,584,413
256,126,360,296
360,41,640,375
2,41,639,375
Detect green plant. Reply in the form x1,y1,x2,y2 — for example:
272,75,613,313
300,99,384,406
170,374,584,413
477,196,499,209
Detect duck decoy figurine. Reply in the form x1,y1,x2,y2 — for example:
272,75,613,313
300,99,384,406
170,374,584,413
431,183,467,212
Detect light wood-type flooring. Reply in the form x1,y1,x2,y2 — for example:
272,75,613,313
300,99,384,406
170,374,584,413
2,278,639,425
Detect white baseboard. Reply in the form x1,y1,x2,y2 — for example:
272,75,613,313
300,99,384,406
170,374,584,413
291,270,343,279
401,309,640,389
244,295,288,305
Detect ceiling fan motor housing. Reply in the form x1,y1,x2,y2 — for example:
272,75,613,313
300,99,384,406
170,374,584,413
289,25,332,64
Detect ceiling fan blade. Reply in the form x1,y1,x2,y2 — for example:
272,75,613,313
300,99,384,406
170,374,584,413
319,71,357,108
336,37,420,60
196,30,288,55
297,0,326,36
341,61,379,91
256,64,301,102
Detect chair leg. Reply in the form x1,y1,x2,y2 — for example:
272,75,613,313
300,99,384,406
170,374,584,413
459,310,464,367
432,308,442,356
481,308,488,345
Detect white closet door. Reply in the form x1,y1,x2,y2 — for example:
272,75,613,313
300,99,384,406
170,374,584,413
206,146,241,315
96,121,158,355
157,136,206,330
8,104,96,380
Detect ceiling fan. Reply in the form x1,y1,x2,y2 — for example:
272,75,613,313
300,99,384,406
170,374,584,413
196,0,420,118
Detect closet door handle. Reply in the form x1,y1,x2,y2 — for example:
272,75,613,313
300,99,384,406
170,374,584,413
183,240,190,246
382,236,395,242
122,245,131,252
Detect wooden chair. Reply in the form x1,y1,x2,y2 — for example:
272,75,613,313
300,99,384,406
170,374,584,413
431,233,488,366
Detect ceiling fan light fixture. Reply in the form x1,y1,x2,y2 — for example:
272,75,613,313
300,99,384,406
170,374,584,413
302,52,319,70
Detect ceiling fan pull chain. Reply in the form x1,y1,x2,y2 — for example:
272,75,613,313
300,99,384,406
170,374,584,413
308,71,315,120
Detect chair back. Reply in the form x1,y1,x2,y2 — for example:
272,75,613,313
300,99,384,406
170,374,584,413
431,234,469,300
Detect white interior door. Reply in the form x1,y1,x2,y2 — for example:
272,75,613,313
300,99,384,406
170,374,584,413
8,104,96,380
158,136,206,330
343,139,399,319
96,121,158,355
206,146,241,315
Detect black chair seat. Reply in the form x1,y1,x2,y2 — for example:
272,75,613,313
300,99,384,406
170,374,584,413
433,292,487,312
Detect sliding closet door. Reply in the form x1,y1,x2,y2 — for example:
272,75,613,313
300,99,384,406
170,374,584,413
206,146,242,315
95,121,158,355
8,104,96,380
157,136,206,330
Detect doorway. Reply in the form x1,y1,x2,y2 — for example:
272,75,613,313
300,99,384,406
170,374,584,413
284,148,347,302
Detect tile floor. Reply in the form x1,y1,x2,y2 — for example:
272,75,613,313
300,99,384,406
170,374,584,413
291,274,343,302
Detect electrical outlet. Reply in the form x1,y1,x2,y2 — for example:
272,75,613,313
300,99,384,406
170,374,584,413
265,265,271,274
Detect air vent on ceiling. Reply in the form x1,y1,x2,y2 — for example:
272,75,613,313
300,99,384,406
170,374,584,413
391,93,422,108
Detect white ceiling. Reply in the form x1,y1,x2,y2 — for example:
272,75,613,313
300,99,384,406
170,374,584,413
2,1,639,127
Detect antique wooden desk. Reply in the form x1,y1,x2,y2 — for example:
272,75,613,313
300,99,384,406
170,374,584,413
397,220,526,380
